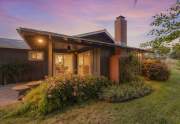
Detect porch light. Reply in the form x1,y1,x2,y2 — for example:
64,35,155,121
37,38,43,44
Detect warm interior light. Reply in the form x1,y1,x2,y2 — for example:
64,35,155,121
37,39,43,44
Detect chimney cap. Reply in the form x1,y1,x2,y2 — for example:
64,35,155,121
116,16,125,19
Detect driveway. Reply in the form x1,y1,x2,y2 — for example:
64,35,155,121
0,84,18,107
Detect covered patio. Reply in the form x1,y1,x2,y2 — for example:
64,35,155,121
17,27,148,83
17,28,116,78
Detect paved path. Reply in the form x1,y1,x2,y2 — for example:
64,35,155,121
0,84,18,107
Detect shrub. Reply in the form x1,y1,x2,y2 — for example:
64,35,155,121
177,60,180,70
170,44,180,59
99,78,152,103
142,59,170,81
20,82,49,114
18,75,112,115
0,63,31,84
119,53,141,83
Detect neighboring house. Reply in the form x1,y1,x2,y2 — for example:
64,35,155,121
1,16,147,83
0,38,30,65
0,38,47,83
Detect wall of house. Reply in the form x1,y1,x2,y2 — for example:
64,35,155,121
100,47,113,78
91,48,101,76
0,48,28,65
0,48,47,84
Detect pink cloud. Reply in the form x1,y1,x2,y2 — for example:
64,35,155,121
0,0,177,47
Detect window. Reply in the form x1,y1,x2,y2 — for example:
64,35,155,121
28,51,44,61
78,51,92,76
55,53,73,75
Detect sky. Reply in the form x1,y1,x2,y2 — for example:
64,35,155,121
0,0,177,47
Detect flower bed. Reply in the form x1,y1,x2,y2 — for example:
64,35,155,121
99,79,152,103
17,75,112,115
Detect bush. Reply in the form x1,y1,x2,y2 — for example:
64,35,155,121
19,82,49,114
177,60,180,70
0,63,31,84
99,78,152,103
142,59,170,81
18,75,112,115
119,53,140,83
170,44,180,60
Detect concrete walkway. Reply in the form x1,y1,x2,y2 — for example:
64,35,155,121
0,84,18,107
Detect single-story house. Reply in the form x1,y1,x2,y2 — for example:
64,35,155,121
0,16,147,83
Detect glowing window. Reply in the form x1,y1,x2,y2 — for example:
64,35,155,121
28,51,44,61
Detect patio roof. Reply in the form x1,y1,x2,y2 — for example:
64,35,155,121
17,27,150,52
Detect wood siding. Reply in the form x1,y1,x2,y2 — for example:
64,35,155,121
100,47,113,78
0,48,47,84
91,48,101,76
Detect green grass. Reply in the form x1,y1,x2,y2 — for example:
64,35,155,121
0,61,180,124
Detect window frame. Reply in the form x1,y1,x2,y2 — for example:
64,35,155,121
28,51,44,61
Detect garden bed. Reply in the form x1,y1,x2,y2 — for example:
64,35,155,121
14,75,112,115
99,79,153,103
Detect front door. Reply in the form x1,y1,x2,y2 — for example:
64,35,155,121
54,53,73,76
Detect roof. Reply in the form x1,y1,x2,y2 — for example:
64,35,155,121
17,27,150,52
74,29,115,43
17,27,117,47
0,37,30,50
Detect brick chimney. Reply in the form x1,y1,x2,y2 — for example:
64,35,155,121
114,16,127,46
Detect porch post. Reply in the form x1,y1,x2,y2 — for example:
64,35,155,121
73,53,78,74
48,35,53,77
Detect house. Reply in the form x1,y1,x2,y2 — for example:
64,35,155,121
1,16,147,83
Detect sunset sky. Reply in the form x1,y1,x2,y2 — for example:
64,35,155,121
0,0,176,47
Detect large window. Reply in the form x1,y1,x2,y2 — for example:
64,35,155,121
78,51,92,76
55,53,73,75
28,51,44,61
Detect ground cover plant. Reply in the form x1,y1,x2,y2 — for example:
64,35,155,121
177,60,180,70
99,78,152,102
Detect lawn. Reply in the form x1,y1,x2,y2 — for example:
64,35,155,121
0,61,180,124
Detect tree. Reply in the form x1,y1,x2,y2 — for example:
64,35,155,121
141,2,180,56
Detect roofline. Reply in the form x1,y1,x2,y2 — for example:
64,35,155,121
17,27,151,52
17,27,116,47
0,37,23,41
74,29,116,43
0,37,30,50
0,46,30,50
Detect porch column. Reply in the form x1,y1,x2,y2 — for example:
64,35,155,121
73,53,78,74
48,35,53,76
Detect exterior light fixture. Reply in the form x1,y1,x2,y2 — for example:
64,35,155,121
37,38,43,44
